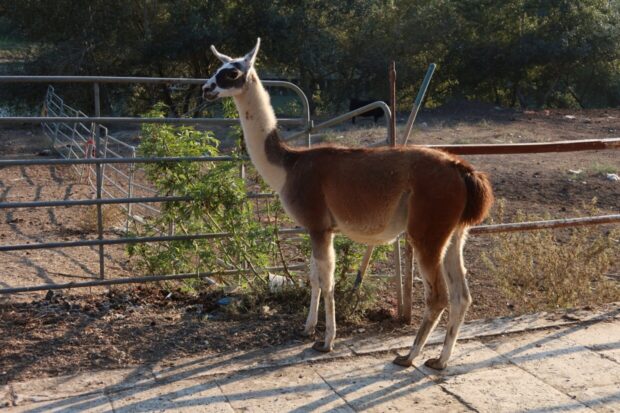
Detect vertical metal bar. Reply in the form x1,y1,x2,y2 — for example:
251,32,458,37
93,82,105,280
388,61,405,318
401,64,436,145
402,239,413,324
101,129,110,182
388,62,397,146
126,147,136,234
393,239,403,317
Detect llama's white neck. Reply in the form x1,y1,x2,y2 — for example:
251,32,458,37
232,70,287,192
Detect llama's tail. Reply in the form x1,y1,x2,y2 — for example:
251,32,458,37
455,162,494,226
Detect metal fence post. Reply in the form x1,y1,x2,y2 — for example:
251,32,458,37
388,62,406,319
93,82,105,279
401,64,436,145
126,147,136,234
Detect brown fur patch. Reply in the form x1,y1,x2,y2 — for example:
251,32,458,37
264,134,493,243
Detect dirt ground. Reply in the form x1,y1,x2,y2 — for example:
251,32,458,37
1,106,619,385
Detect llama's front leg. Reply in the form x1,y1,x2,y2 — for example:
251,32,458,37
301,257,321,337
309,231,336,353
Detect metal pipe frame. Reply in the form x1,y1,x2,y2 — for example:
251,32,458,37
2,75,619,296
401,64,436,145
0,264,308,295
0,192,275,209
0,116,306,126
285,101,393,144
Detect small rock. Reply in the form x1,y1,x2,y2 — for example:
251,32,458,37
605,173,619,181
568,169,582,175
564,115,576,119
357,328,366,333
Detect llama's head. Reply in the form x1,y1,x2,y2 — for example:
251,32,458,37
202,38,261,101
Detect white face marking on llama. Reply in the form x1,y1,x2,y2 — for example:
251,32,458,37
202,38,261,101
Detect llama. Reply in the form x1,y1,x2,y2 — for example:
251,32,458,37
202,39,493,370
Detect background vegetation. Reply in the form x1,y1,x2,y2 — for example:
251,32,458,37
1,0,619,113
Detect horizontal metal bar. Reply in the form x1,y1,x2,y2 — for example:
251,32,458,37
0,264,308,295
0,76,303,87
431,138,620,155
284,101,392,142
0,75,210,84
0,233,228,252
471,214,620,234
0,227,307,252
0,195,187,209
0,192,275,209
8,138,616,169
0,155,236,166
247,192,277,199
0,116,305,126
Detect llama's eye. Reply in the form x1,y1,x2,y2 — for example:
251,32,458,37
227,70,240,79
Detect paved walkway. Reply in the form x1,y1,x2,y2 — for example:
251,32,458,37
2,304,619,412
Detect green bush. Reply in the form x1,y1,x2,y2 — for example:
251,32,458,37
127,104,389,321
127,105,275,288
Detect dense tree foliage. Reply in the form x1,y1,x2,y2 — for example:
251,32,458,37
1,0,618,111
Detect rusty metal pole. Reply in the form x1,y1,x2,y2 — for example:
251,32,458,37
388,62,397,147
388,62,404,318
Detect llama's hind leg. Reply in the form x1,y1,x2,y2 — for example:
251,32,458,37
308,231,336,352
301,256,321,337
393,242,449,367
425,227,472,370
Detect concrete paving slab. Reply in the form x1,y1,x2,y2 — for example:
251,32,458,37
415,340,509,377
570,385,620,413
4,307,619,413
108,378,233,413
560,320,620,363
350,304,620,356
152,343,353,383
217,363,354,412
10,367,154,405
315,354,469,412
152,350,263,382
3,392,113,412
254,341,354,368
440,364,595,413
486,329,620,393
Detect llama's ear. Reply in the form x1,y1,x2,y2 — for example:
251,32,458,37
243,38,261,68
211,45,233,63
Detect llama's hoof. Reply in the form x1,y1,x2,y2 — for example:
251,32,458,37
392,355,413,367
312,341,332,353
424,358,447,370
